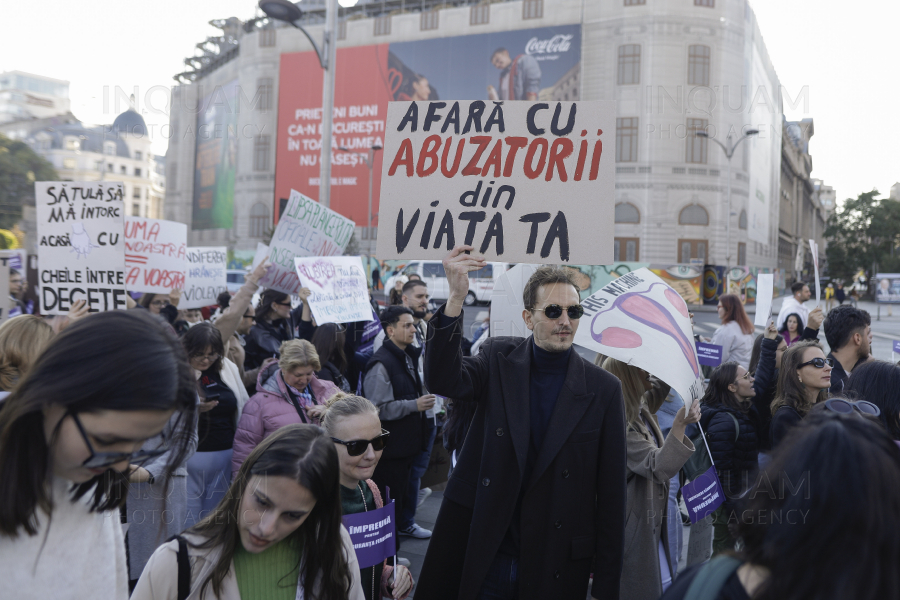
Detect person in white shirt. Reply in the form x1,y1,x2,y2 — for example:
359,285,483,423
776,281,811,332
709,294,756,369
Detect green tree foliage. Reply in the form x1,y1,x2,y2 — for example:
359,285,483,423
825,189,900,281
0,134,58,229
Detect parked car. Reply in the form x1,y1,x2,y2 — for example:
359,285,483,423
385,261,510,306
226,269,247,293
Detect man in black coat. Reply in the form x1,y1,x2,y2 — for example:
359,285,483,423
416,246,627,600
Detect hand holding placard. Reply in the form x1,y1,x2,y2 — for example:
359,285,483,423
443,245,487,317
807,306,824,331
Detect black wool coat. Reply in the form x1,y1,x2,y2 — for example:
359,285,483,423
416,307,627,600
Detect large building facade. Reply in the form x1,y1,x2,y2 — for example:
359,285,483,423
0,71,71,124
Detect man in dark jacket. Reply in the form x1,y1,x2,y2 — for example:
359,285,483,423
416,246,627,600
823,305,872,393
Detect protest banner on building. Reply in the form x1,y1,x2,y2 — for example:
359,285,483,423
182,247,228,309
124,218,187,294
35,182,127,314
376,100,615,264
294,256,374,324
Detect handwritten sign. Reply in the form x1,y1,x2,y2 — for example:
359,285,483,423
294,256,374,324
376,100,615,264
682,466,725,524
124,218,187,294
0,252,10,322
35,181,127,314
341,501,396,569
182,247,227,309
754,274,774,327
695,342,723,367
573,268,702,409
255,190,355,295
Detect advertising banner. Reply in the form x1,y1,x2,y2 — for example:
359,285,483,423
35,182,127,314
875,274,900,304
341,501,396,570
193,79,238,230
182,247,228,309
124,218,188,294
293,256,374,324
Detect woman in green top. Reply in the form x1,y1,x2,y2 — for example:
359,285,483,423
133,424,364,600
323,393,414,600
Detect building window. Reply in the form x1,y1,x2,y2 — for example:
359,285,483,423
259,27,276,47
134,167,142,177
254,135,271,171
250,202,270,238
65,137,79,151
133,186,142,199
132,203,141,216
257,77,273,112
617,45,641,85
678,239,708,263
616,117,638,162
688,45,711,86
63,158,76,169
374,15,391,36
686,118,708,164
107,163,113,172
523,0,543,19
679,204,709,225
614,238,640,261
738,242,747,265
120,165,127,174
624,0,646,4
739,209,747,230
338,20,347,40
695,0,715,6
134,151,142,161
471,4,490,25
421,9,439,30
615,202,640,224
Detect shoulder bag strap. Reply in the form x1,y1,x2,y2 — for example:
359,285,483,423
684,556,743,600
281,373,310,424
175,535,191,600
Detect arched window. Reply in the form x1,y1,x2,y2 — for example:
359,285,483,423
615,202,640,223
739,209,747,230
679,203,709,225
249,202,270,238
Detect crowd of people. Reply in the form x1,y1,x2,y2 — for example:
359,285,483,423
1,249,900,600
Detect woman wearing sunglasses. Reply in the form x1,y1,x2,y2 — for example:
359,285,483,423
770,341,832,448
0,311,196,600
133,424,365,600
322,393,414,600
244,289,301,371
844,360,900,440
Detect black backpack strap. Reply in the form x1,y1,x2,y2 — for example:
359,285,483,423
175,535,191,600
684,556,742,600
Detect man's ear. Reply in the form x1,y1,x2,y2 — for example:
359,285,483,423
522,309,535,332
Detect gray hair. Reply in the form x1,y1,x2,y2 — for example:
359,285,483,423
321,391,380,435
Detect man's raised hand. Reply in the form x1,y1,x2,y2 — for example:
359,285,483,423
443,245,487,317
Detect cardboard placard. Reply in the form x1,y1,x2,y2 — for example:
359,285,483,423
293,256,374,324
809,239,820,305
341,501,396,569
754,274,774,327
695,342,723,367
255,190,355,295
182,247,228,309
124,218,187,294
376,100,615,264
35,182,128,314
489,263,540,338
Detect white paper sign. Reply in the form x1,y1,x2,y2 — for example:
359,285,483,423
573,268,702,409
489,263,540,338
754,274,774,327
182,247,228,309
251,242,269,271
809,239,820,304
35,181,127,314
124,218,187,294
376,100,616,264
293,256,374,325
0,252,11,322
257,190,355,295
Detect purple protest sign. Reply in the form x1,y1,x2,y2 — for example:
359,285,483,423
893,340,900,354
695,342,723,367
681,466,725,523
341,500,397,569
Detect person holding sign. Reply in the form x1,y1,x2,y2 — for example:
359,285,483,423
417,246,627,600
323,392,414,600
769,341,833,448
133,424,365,600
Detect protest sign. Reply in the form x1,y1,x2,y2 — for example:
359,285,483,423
256,190,355,295
124,218,187,294
182,247,228,309
0,252,11,322
341,501,396,569
754,274,774,327
686,514,714,566
489,263,540,338
809,239,821,304
695,342,723,367
293,256,374,324
682,466,726,524
376,100,616,264
5,249,26,272
573,268,703,409
35,182,127,314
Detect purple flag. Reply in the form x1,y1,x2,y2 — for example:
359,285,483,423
342,500,397,569
695,342,723,367
681,466,725,523
893,340,900,354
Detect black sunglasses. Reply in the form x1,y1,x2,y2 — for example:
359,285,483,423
331,429,390,457
824,398,881,417
68,410,167,470
534,304,585,320
274,301,292,307
798,357,834,369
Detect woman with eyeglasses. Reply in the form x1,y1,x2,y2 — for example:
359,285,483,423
844,360,900,439
322,392,414,600
708,294,755,369
0,311,196,599
244,289,301,371
769,341,832,448
133,424,365,600
138,289,182,325
182,324,250,529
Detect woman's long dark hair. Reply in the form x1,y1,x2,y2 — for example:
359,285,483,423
771,340,828,417
738,412,900,600
311,323,347,375
700,361,749,413
846,360,900,440
780,312,802,335
256,289,290,322
182,323,225,373
0,310,196,537
189,424,350,600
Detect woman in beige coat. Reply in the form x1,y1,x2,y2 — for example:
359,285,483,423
601,358,700,600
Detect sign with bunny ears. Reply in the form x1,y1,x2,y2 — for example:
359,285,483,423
574,268,703,409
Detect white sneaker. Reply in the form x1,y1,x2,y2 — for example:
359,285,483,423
417,487,433,508
399,523,432,539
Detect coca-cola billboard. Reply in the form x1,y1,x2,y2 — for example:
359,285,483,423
525,34,575,56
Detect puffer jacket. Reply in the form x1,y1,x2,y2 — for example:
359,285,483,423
244,318,293,370
231,362,339,476
700,403,760,512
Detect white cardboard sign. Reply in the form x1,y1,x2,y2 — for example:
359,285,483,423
376,100,616,264
573,268,702,409
124,218,187,294
182,246,228,309
489,263,540,338
754,274,774,327
255,189,355,295
0,252,11,322
35,181,128,314
293,256,374,325
809,239,821,305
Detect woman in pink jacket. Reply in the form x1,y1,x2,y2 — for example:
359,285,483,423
232,339,339,475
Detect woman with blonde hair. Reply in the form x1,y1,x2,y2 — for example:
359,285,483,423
0,315,55,392
770,340,832,447
232,339,339,475
600,357,699,599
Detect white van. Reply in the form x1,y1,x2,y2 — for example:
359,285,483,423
386,261,510,306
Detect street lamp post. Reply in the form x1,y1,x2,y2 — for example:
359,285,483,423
338,144,382,251
696,128,759,268
259,0,339,208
